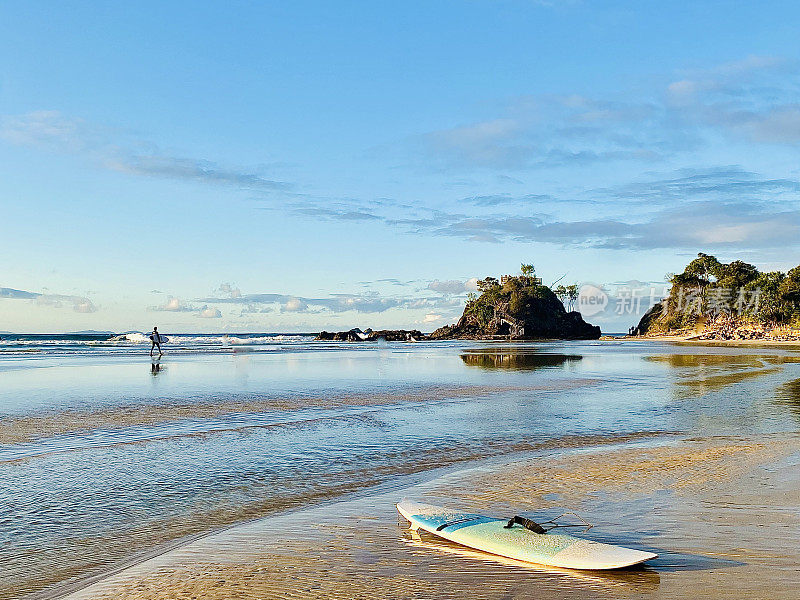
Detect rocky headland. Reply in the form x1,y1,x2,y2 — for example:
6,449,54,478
633,253,800,342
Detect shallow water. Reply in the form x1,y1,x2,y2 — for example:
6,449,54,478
57,436,800,600
2,339,800,599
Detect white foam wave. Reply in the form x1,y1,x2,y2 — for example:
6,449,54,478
108,332,151,343
169,334,314,346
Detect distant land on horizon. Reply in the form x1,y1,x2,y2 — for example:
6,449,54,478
67,330,115,335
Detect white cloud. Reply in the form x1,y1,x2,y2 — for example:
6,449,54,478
666,79,716,104
107,155,288,190
424,118,530,169
196,290,466,316
433,119,520,147
198,305,222,318
162,297,187,311
737,106,800,143
18,288,98,313
150,296,197,313
282,297,308,312
427,279,478,295
0,110,97,151
217,283,242,299
1,110,290,191
73,298,98,313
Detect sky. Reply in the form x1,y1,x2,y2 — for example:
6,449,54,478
1,0,799,333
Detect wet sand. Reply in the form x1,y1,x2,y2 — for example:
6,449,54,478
1,382,598,448
57,432,800,600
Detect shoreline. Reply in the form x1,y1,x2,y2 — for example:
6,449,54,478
54,431,800,600
30,430,676,600
608,334,800,347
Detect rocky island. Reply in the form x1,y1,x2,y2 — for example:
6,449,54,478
431,265,600,340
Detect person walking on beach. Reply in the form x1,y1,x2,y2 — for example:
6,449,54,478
150,326,163,357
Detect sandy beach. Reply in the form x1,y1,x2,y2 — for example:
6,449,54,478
56,431,800,600
620,334,800,348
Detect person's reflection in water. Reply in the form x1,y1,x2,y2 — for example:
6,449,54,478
150,360,164,376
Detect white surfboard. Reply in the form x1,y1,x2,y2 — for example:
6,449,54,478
397,499,657,570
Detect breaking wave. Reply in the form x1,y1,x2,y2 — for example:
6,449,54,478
0,332,317,356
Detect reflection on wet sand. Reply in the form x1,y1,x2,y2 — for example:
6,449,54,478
402,530,662,592
775,378,800,420
461,350,583,370
2,432,657,599
59,502,663,600
645,353,784,396
435,437,783,509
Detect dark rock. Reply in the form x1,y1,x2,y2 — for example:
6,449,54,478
369,329,424,341
633,301,665,336
315,328,424,342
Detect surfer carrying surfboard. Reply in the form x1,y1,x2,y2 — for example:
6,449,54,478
150,326,163,357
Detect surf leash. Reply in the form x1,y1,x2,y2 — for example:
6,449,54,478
504,512,593,534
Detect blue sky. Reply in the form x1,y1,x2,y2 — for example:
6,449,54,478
1,1,799,333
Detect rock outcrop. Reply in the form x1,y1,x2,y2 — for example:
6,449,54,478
316,328,424,342
632,302,665,336
430,276,600,340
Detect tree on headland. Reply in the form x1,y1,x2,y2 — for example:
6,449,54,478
553,283,579,311
780,266,800,304
682,252,723,285
748,271,786,323
520,263,535,276
565,284,579,312
717,260,759,290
